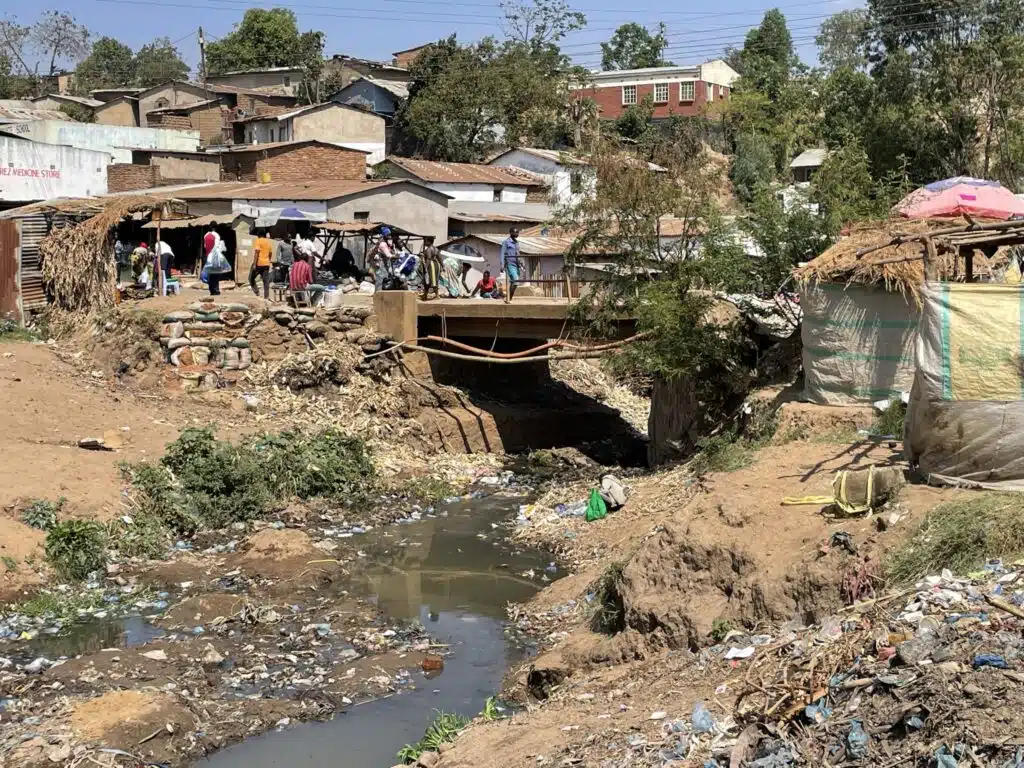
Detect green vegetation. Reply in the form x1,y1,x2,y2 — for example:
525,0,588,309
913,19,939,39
2,556,17,572
124,427,376,537
590,562,627,635
397,711,471,763
0,319,40,343
710,618,733,644
887,494,1024,584
21,497,64,530
689,404,779,476
106,513,171,560
402,476,457,505
873,399,907,439
481,697,501,722
45,520,107,581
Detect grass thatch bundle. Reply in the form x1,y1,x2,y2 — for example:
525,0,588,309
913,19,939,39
39,195,175,315
795,217,1014,300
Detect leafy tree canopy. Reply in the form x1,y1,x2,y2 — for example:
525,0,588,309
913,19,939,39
205,8,302,75
600,22,671,70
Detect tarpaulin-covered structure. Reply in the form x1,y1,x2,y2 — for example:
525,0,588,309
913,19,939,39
894,177,1024,220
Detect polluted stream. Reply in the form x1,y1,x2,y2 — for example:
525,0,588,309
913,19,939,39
196,493,557,768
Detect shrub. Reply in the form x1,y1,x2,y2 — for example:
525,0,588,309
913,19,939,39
45,520,107,581
107,513,171,560
590,562,627,635
397,712,471,763
21,497,65,530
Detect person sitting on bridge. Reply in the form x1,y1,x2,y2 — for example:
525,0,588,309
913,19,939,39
471,270,498,298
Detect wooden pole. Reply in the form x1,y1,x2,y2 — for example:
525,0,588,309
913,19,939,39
154,207,163,296
923,236,938,282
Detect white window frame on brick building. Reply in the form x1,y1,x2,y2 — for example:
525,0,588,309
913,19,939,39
622,84,637,106
653,82,669,103
679,81,695,102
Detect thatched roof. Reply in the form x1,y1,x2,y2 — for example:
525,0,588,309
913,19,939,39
795,217,1016,300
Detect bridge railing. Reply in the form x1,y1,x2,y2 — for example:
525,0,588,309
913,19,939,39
515,274,602,299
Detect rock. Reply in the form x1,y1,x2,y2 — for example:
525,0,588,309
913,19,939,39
106,563,121,575
46,744,71,763
896,638,932,666
78,437,113,452
416,751,440,768
141,650,168,661
438,743,454,754
160,322,184,340
305,320,330,338
202,644,224,667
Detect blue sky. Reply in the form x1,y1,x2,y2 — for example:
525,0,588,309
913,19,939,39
1,0,858,75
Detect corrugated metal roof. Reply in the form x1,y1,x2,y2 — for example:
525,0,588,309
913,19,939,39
171,179,403,201
330,54,410,75
448,211,543,223
315,221,422,236
387,157,545,186
142,213,238,229
0,106,70,123
358,75,409,100
791,148,828,168
34,94,103,108
492,147,590,167
233,101,373,124
449,232,585,256
214,139,368,154
146,98,222,114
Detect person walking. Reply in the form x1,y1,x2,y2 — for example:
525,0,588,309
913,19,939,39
250,230,273,299
367,227,395,292
501,227,521,303
203,224,229,296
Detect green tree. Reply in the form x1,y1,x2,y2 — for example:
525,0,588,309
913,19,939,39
134,37,189,86
730,132,775,203
296,30,325,104
614,95,656,142
600,22,670,70
816,9,870,73
58,101,95,123
75,37,136,90
206,8,301,75
738,9,796,100
501,0,586,47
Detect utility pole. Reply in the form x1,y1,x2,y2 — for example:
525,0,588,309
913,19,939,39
198,27,207,85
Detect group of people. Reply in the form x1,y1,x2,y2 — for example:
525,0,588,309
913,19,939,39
366,226,522,302
114,237,176,293
247,230,318,300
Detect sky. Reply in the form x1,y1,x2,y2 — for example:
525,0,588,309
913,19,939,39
0,0,859,76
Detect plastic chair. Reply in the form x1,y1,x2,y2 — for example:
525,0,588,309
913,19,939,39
162,280,181,297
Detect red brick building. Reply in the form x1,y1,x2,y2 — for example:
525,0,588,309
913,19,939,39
572,59,739,121
218,140,368,183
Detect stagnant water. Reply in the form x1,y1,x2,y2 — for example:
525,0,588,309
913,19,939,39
191,493,556,768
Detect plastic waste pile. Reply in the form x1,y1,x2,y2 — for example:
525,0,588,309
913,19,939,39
610,561,1024,767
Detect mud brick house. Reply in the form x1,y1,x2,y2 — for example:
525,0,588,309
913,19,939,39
218,140,368,183
572,59,739,121
234,102,386,164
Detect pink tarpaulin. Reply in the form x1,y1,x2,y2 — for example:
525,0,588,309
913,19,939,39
895,179,1024,219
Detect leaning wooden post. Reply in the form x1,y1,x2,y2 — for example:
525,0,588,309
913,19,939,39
154,206,163,296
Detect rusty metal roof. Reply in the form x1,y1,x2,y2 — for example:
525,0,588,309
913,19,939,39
0,105,70,123
142,213,238,229
315,221,422,236
169,179,405,201
386,157,545,186
445,232,593,256
146,98,222,115
448,211,543,223
233,101,375,124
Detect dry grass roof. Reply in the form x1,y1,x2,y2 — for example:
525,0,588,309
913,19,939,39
795,217,1017,300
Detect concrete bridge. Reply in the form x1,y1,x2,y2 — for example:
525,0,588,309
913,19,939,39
374,292,635,343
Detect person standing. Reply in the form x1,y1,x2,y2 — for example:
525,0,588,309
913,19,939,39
203,224,229,296
250,230,273,299
501,227,521,303
155,240,174,294
130,242,151,287
420,236,441,299
368,227,395,291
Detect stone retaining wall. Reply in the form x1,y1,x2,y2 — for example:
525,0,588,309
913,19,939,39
160,301,376,389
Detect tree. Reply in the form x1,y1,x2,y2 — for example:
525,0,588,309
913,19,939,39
600,23,670,71
75,37,136,91
31,11,89,76
134,37,189,86
816,9,869,72
206,8,301,75
296,30,324,104
501,0,585,47
738,9,796,100
0,18,31,76
614,95,656,142
58,101,95,123
730,132,775,203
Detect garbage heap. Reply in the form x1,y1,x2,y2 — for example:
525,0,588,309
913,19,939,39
609,562,1024,767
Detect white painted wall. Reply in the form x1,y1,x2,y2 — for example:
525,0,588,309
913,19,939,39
423,182,528,203
0,136,110,201
490,150,596,208
338,142,385,165
2,120,200,163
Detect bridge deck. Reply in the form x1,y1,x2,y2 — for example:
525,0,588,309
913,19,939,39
416,297,571,320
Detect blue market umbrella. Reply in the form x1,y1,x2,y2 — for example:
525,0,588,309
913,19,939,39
278,207,308,220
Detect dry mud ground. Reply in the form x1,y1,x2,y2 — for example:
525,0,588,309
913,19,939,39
440,406,974,768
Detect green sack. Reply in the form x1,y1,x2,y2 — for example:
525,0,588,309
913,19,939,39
585,488,607,522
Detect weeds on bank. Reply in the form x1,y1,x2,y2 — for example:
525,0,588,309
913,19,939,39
590,562,627,635
710,618,733,644
887,493,1024,584
21,497,65,530
2,556,16,572
401,476,457,504
689,400,779,476
873,398,907,438
44,520,107,582
0,318,40,342
124,427,377,536
397,711,471,763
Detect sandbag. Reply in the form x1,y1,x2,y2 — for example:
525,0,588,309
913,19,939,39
832,466,904,514
800,283,918,405
905,282,1024,488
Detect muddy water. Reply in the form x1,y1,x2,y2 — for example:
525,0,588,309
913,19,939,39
196,494,556,768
